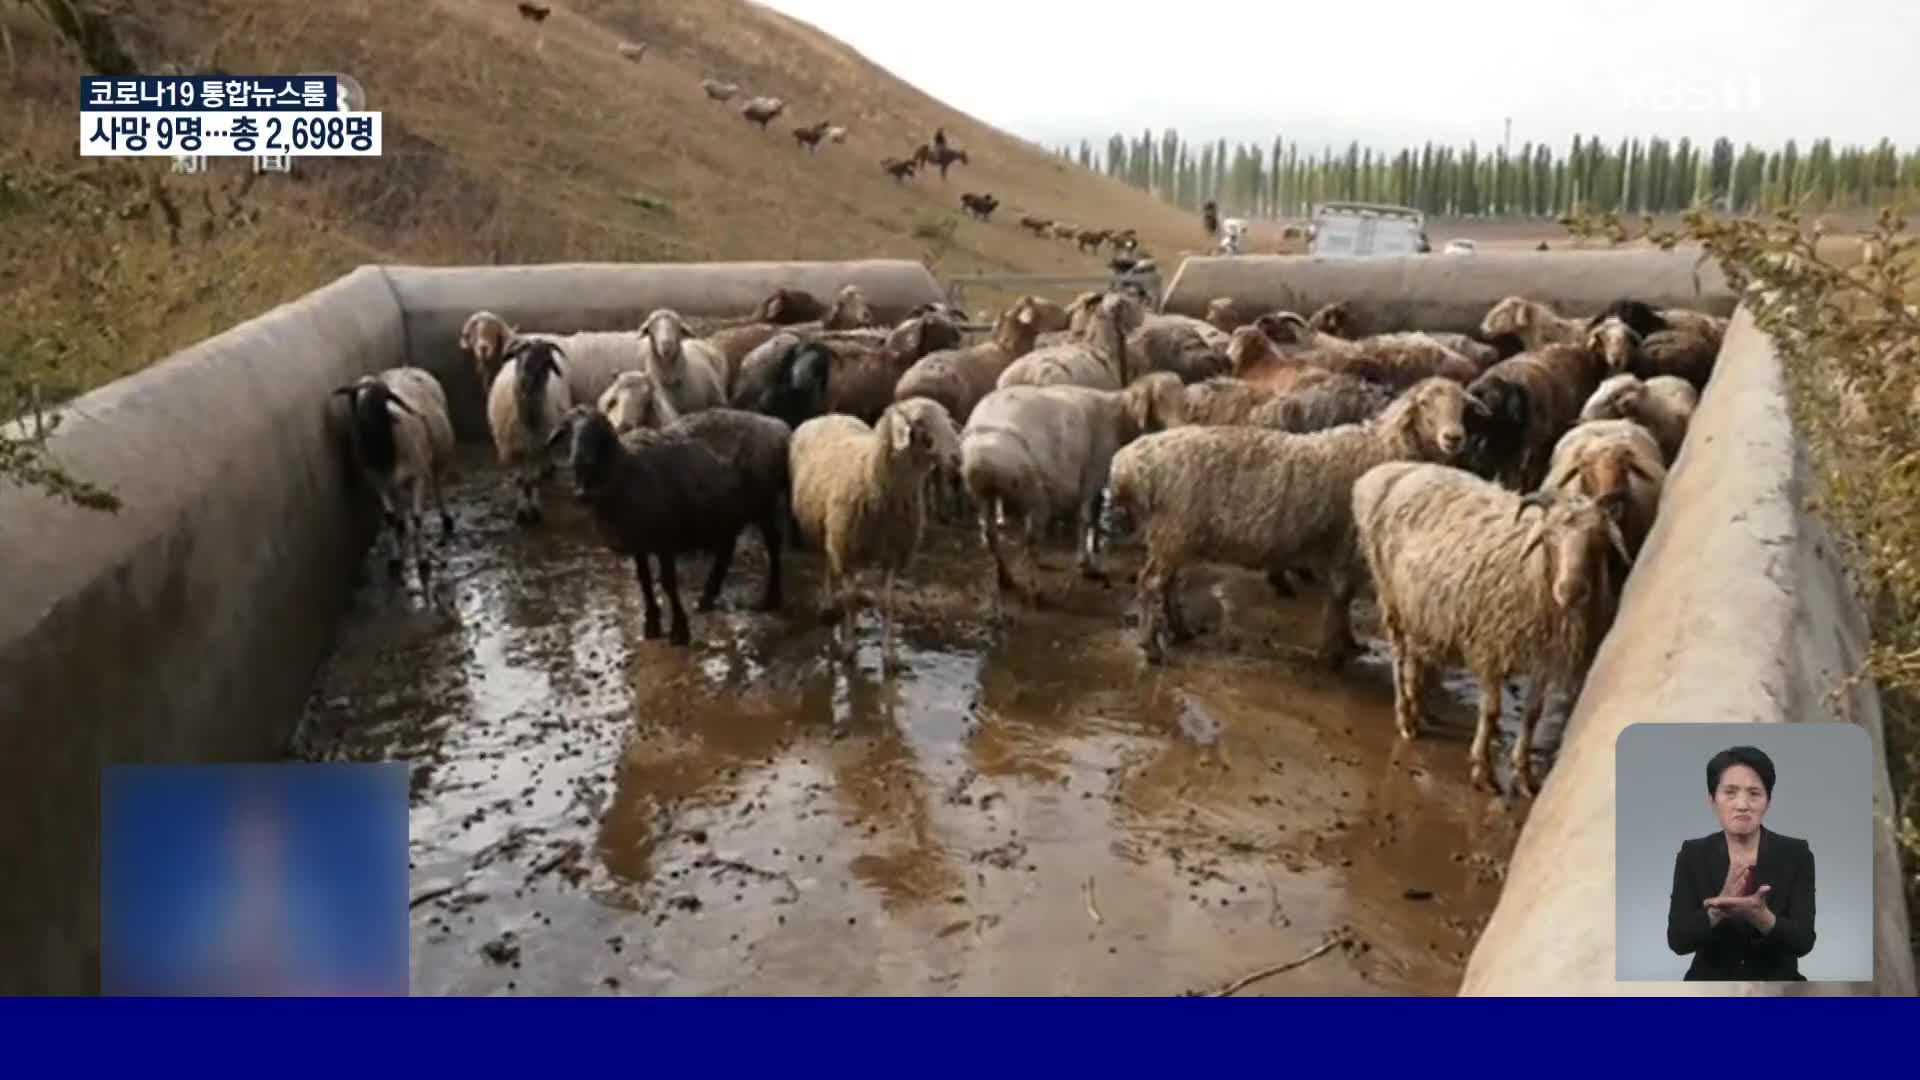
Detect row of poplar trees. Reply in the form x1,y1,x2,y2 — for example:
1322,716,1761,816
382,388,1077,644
1055,132,1920,218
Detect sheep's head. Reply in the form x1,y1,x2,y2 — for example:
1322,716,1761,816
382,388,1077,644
992,298,1043,352
641,308,690,370
460,311,514,385
1307,301,1355,339
1121,372,1187,440
1063,291,1102,335
1584,316,1641,372
885,396,961,475
546,405,621,499
1580,374,1646,424
1227,325,1279,376
761,341,833,425
1392,377,1483,462
599,370,676,435
1025,295,1072,333
1516,488,1633,611
757,287,822,324
1480,296,1539,340
1589,299,1668,339
1550,431,1661,527
888,312,964,359
1254,311,1315,347
1204,297,1239,332
827,284,877,329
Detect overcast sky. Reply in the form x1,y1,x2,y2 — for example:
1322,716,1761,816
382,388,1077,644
758,0,1915,154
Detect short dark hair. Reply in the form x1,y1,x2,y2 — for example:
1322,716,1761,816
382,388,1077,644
1706,745,1776,798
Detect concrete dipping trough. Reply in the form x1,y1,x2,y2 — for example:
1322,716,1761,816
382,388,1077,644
1159,250,1733,336
4,250,1911,995
0,259,943,995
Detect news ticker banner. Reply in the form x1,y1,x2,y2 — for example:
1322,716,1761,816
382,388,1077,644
79,75,382,158
100,762,410,996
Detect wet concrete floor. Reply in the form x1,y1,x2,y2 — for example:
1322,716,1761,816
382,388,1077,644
295,444,1547,995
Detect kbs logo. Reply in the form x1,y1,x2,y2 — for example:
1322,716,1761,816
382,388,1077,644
1618,75,1764,115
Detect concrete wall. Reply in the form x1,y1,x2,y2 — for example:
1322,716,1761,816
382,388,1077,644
384,260,945,439
0,257,943,995
0,266,405,996
1458,308,1917,996
1159,251,1736,335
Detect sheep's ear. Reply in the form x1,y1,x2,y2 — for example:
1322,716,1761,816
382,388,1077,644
1511,301,1533,328
890,414,913,452
1467,394,1492,420
385,393,419,416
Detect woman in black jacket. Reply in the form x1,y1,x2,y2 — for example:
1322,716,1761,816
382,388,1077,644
1667,745,1817,980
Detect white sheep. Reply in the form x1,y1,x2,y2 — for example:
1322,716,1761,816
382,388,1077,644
1542,417,1668,558
1577,372,1698,465
788,397,960,672
597,369,682,435
1479,296,1589,352
1107,377,1486,666
458,309,642,410
995,290,1145,391
961,372,1187,616
486,338,575,525
702,78,740,102
331,366,457,590
636,308,728,415
1352,461,1632,794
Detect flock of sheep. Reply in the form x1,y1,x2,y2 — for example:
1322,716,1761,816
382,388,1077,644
329,277,1725,797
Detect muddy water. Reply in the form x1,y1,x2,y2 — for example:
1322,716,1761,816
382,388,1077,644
296,445,1540,996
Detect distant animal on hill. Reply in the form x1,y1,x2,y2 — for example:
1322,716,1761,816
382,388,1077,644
882,157,917,182
702,78,741,102
516,3,551,23
960,192,999,222
616,41,648,62
793,120,832,151
740,97,786,129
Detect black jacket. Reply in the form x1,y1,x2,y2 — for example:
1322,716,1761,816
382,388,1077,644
1666,826,1816,980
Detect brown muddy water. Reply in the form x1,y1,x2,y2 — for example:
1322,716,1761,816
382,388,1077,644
294,444,1547,996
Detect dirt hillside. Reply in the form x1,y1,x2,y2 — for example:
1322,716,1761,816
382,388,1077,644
2,0,1207,400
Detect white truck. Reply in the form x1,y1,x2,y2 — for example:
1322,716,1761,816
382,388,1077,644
1307,201,1429,257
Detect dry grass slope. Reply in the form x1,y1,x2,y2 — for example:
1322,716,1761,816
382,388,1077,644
1,0,1208,403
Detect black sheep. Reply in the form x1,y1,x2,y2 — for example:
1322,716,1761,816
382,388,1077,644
1588,299,1669,338
548,407,787,646
755,339,833,432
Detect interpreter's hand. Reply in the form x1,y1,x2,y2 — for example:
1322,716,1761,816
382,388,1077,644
1721,859,1754,899
1704,885,1773,927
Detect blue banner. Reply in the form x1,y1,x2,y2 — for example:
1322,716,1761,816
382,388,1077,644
0,999,1910,1066
80,75,340,112
100,762,409,996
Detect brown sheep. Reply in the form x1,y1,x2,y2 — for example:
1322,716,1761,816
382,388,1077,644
997,290,1145,391
1462,342,1613,491
1226,324,1340,394
893,296,1047,426
1542,418,1668,558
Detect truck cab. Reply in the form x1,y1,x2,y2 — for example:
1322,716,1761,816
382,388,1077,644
1307,201,1429,257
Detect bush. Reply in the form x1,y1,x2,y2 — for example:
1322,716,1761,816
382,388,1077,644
1572,203,1920,931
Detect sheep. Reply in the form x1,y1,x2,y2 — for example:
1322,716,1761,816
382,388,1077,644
1108,376,1485,666
616,41,649,62
882,157,918,181
961,373,1188,613
756,287,829,325
1578,373,1698,465
792,120,832,150
459,309,563,400
740,96,787,129
1306,302,1503,372
1351,462,1632,793
1182,373,1391,433
997,290,1145,391
744,336,834,432
1204,297,1243,334
1226,323,1340,394
598,370,681,435
1542,418,1667,558
1128,314,1230,384
486,339,574,526
1479,296,1588,352
636,308,728,415
1049,221,1078,241
516,3,550,22
1033,290,1102,348
331,367,456,589
458,310,657,413
894,296,1047,426
701,78,741,103
1462,341,1612,491
825,125,848,143
1076,227,1110,253
1019,215,1052,237
545,406,789,647
1260,313,1481,389
960,192,1000,221
788,398,961,671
